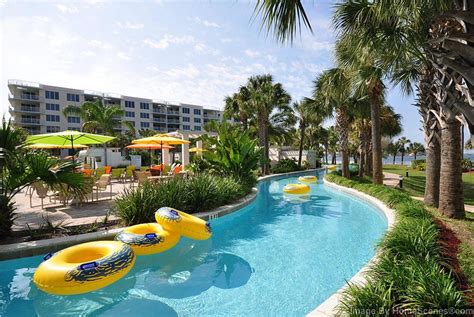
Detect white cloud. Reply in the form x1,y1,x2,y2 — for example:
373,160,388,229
89,40,113,50
55,4,78,13
143,35,195,50
194,43,220,56
266,55,277,63
193,17,220,28
117,52,131,60
116,21,144,30
0,0,7,8
244,49,260,58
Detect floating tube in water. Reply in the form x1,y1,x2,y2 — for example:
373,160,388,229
115,223,180,256
155,207,212,240
298,175,318,183
283,184,310,195
33,241,135,295
327,165,337,171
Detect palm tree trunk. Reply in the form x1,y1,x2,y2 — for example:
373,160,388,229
332,153,336,164
258,114,270,175
393,153,396,165
414,152,417,160
366,141,372,177
424,133,441,207
358,147,365,177
369,83,383,184
324,145,328,164
336,108,350,178
298,122,306,168
439,112,465,218
401,152,404,165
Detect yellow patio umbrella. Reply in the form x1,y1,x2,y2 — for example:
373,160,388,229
27,143,89,149
132,134,190,166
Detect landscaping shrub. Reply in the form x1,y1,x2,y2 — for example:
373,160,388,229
271,158,300,173
114,174,251,225
324,174,468,313
411,159,426,170
462,158,472,172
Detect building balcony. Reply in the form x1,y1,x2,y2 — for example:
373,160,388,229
153,118,166,123
20,118,41,124
167,119,180,124
153,108,166,114
167,110,180,116
19,106,41,113
9,93,41,102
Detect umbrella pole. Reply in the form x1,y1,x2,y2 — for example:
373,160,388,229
160,141,163,175
71,137,75,164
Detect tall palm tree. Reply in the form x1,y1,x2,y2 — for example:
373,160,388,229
313,68,353,178
293,97,329,168
245,74,291,175
63,99,124,165
397,137,411,165
223,87,251,130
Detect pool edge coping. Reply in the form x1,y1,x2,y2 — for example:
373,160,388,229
307,178,396,317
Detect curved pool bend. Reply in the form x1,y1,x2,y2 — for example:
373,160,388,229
0,172,387,316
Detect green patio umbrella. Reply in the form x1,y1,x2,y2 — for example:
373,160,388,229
25,130,115,162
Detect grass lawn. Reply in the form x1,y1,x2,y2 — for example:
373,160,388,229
383,164,474,205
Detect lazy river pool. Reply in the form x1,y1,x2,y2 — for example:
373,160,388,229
0,172,388,316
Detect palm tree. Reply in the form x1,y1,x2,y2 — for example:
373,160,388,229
0,119,85,238
293,98,328,168
245,74,291,175
63,98,124,165
409,142,425,160
386,142,400,165
397,137,411,165
313,68,353,178
223,87,251,130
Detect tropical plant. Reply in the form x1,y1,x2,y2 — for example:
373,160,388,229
0,119,86,238
63,98,124,164
223,87,251,130
271,158,299,174
386,142,400,165
114,174,249,225
199,120,262,186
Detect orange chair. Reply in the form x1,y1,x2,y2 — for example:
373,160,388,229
104,166,112,174
173,165,182,174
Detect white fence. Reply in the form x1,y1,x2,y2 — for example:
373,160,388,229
269,147,317,168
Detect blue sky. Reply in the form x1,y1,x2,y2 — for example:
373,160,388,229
0,0,423,142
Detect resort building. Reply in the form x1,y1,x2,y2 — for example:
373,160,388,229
8,79,223,135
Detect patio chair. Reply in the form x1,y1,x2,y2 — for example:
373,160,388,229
111,168,124,182
104,165,112,174
123,165,135,183
93,174,112,200
136,171,151,187
30,181,49,209
94,167,106,179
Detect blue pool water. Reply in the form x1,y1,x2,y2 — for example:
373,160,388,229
0,172,387,316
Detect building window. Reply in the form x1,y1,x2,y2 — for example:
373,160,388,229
46,103,60,111
68,127,81,131
67,116,80,123
140,122,150,128
182,107,190,114
183,125,190,131
125,111,135,118
46,114,60,122
194,117,201,123
194,125,201,131
66,93,80,102
125,100,135,108
193,109,201,115
182,116,190,122
140,113,149,119
140,102,149,110
46,126,60,133
45,90,59,100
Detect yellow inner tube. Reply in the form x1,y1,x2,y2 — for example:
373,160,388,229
283,183,310,195
33,241,135,295
115,223,181,256
298,175,318,183
327,165,337,171
155,207,212,240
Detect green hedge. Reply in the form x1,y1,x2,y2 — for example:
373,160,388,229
113,174,251,225
325,174,467,314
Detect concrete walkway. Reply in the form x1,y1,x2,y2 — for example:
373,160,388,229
11,181,134,232
383,172,474,213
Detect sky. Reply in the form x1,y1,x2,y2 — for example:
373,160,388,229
0,0,423,142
